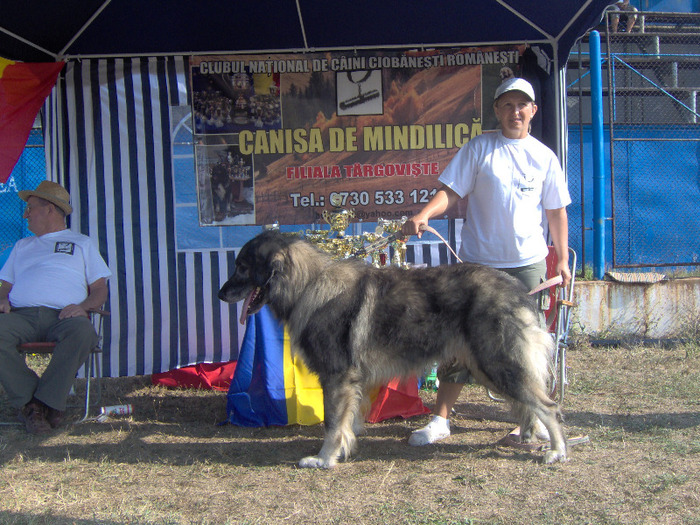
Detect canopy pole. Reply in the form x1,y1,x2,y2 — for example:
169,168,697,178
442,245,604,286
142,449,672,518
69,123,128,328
295,0,309,50
590,30,606,279
0,25,57,60
59,0,112,58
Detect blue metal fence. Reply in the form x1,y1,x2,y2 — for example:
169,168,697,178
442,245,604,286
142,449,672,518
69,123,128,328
0,128,45,268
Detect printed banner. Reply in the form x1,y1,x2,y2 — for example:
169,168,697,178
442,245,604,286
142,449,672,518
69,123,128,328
190,47,524,226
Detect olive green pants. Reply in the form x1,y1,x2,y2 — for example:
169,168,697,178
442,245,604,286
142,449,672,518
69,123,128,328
0,307,97,411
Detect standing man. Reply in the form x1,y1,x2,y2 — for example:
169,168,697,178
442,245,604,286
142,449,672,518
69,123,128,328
402,77,571,446
0,181,111,433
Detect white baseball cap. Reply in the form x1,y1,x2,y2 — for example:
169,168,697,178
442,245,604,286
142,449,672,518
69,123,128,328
494,77,535,102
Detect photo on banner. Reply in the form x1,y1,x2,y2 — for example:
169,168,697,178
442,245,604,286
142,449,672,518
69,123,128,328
189,47,524,227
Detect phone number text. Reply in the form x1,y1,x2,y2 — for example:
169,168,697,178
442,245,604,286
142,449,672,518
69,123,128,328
289,189,439,208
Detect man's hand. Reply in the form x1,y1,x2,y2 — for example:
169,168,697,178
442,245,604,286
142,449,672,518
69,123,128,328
556,260,572,289
59,304,89,319
401,187,457,239
0,299,11,314
0,280,12,313
402,217,428,238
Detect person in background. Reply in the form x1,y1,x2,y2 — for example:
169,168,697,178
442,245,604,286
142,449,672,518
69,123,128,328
0,181,111,434
401,77,571,446
610,0,639,33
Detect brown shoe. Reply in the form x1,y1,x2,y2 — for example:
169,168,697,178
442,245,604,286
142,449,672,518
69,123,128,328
18,402,52,434
46,407,65,428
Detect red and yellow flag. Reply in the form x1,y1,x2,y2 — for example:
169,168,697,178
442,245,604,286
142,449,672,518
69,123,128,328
0,57,64,183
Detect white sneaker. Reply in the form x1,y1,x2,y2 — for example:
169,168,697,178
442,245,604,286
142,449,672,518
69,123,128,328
533,419,551,441
408,415,450,446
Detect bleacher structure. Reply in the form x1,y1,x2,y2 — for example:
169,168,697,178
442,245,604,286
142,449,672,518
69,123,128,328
566,11,700,270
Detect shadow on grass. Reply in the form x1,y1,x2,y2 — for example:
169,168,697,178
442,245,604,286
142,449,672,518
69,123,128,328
0,413,547,469
0,511,128,525
565,410,700,432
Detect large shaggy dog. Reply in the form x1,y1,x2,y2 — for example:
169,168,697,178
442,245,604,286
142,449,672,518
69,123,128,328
218,230,567,467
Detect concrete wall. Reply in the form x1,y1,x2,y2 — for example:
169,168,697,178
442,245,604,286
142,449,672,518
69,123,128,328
572,278,700,337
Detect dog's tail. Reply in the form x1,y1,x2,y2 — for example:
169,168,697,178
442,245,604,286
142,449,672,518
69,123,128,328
520,310,558,402
508,317,561,422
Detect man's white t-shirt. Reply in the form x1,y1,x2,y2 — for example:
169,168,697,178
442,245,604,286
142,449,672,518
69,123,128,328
0,230,111,309
439,131,571,268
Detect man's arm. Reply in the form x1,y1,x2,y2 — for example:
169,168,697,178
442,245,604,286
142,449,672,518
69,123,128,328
58,278,109,319
402,185,461,238
0,280,13,313
545,207,571,288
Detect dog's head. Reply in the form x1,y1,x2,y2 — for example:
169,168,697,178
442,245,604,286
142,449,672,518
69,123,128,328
218,230,294,324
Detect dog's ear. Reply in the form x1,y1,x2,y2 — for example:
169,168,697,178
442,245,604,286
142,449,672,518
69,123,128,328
251,248,284,287
270,252,284,275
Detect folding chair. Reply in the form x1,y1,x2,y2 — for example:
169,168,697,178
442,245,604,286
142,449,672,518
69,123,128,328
545,247,577,405
1,308,108,425
495,248,589,452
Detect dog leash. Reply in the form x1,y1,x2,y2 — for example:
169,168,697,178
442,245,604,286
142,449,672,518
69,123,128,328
418,224,463,263
527,275,563,296
414,225,564,296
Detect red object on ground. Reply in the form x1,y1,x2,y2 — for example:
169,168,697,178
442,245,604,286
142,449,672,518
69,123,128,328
151,361,237,392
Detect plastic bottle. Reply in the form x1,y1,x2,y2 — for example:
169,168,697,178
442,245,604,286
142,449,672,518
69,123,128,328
424,363,439,391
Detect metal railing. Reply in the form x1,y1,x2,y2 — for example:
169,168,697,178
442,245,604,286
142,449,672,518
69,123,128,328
567,11,700,270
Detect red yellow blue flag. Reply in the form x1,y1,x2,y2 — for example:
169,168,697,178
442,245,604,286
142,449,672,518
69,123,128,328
227,305,324,426
0,57,64,183
226,306,428,426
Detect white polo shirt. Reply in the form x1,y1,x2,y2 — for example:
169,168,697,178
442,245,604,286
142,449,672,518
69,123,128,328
0,229,111,309
439,131,571,268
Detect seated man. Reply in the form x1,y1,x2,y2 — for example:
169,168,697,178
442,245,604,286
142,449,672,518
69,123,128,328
610,0,639,33
0,181,111,433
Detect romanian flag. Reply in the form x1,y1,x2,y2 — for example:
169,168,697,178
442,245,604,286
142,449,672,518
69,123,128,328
0,57,64,183
226,305,429,426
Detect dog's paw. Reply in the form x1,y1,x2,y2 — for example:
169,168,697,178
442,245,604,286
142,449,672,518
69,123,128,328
299,455,335,469
543,450,567,464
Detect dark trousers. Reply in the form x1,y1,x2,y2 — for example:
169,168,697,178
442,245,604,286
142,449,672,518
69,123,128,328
0,307,97,410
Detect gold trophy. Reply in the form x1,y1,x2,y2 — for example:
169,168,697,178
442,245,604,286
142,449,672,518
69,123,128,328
302,192,408,267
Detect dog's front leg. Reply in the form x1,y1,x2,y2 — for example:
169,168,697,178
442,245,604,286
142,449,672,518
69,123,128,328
299,372,362,469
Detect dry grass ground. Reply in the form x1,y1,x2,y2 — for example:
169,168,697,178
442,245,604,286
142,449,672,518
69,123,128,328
1,336,698,525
